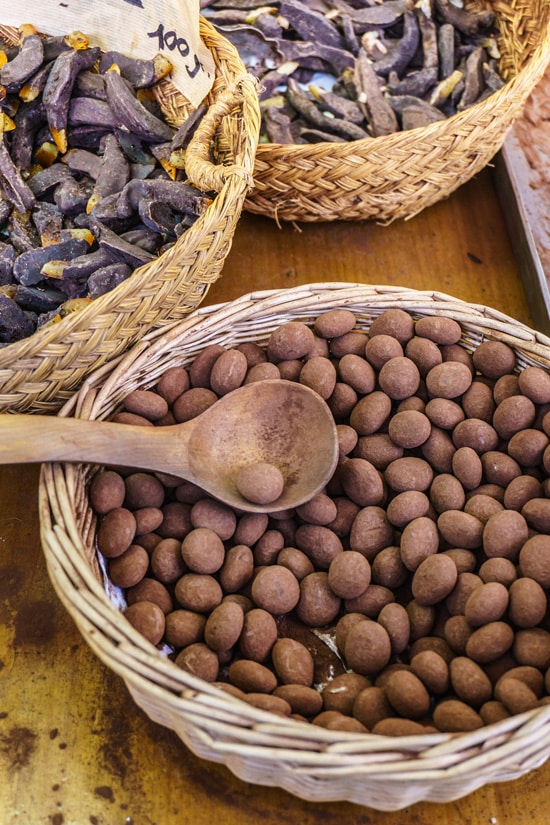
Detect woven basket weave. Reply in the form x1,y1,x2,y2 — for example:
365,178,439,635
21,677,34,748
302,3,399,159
0,18,260,414
38,283,550,811
243,0,550,223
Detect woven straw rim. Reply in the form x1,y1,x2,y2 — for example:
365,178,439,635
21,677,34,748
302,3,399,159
244,0,550,222
39,283,550,810
0,18,260,412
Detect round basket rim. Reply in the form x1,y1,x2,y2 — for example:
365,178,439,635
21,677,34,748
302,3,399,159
38,282,550,809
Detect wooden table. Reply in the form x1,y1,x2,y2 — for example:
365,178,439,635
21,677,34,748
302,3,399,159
1,167,548,824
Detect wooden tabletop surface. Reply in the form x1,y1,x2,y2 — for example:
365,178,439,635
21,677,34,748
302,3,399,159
1,167,548,824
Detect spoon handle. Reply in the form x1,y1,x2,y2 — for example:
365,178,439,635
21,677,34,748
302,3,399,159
0,414,190,476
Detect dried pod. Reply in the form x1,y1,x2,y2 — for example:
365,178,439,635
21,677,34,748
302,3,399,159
103,65,174,142
42,46,102,152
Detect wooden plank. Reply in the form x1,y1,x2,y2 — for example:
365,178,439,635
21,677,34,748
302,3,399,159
493,145,550,336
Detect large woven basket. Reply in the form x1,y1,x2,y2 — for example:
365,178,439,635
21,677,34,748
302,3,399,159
243,0,550,223
39,283,550,811
0,18,260,414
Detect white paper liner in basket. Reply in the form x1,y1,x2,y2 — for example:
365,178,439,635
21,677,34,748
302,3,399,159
39,283,550,810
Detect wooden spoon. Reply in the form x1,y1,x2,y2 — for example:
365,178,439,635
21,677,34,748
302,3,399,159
0,379,339,513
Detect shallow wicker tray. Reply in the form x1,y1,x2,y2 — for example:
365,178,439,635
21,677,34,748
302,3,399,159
38,283,550,810
243,0,550,223
0,18,260,413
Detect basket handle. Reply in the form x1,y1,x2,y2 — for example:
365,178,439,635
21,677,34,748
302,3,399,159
184,73,258,194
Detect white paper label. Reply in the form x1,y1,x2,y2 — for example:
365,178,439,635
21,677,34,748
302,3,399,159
2,0,215,107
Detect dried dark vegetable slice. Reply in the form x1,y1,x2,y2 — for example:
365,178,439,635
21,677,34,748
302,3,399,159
0,28,44,92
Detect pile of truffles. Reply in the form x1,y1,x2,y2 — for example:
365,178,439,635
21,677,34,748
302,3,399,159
91,307,550,735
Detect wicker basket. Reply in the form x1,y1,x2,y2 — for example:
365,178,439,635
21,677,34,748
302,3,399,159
0,18,260,414
38,283,550,810
243,0,550,223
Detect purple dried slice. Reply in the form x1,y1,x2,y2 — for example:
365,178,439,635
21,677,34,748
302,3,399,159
280,0,343,50
389,93,447,120
87,262,132,298
73,70,107,100
53,176,95,218
7,211,40,254
215,22,283,71
137,198,179,235
0,292,35,342
307,85,364,124
170,102,208,150
90,219,156,267
14,284,67,313
438,23,456,80
434,0,494,36
278,40,354,76
119,227,164,252
0,242,15,285
13,237,89,286
370,9,420,78
150,142,178,179
32,201,64,244
42,31,89,62
10,99,47,171
88,191,135,233
42,46,102,153
286,78,369,139
103,66,174,143
263,106,295,143
0,133,35,212
62,147,102,179
0,30,44,93
354,52,399,137
330,0,408,31
87,133,130,212
458,46,486,110
26,163,73,198
18,60,54,103
68,96,120,129
298,126,346,142
67,126,112,151
99,51,172,88
55,247,116,282
115,177,212,219
0,196,11,229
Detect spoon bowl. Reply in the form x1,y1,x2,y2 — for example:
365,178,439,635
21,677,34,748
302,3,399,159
0,379,339,512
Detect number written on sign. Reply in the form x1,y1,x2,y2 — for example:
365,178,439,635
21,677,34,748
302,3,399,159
148,22,202,78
